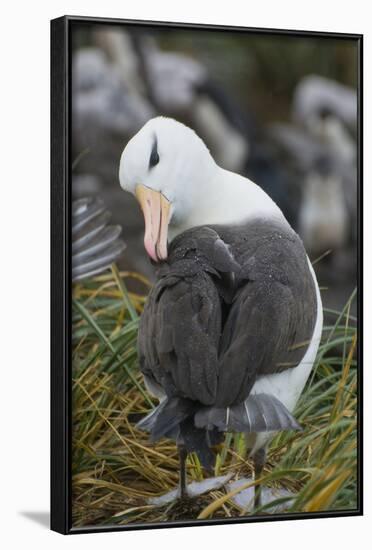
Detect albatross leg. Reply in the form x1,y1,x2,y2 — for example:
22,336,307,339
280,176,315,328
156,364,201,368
147,437,233,506
178,445,188,499
253,447,267,510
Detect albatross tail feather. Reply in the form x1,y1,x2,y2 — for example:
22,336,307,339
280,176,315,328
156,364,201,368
136,393,301,469
136,397,223,470
194,393,302,433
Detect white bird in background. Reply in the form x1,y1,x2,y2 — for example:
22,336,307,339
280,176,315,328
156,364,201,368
72,48,154,139
270,75,357,256
293,75,357,134
94,29,248,173
119,117,323,509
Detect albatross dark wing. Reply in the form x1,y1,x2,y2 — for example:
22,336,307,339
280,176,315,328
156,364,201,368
214,219,318,406
138,227,239,406
139,266,221,405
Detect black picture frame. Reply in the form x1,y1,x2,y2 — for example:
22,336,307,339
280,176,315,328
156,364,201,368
51,15,363,535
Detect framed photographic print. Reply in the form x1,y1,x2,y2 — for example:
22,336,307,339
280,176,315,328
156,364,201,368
51,15,363,534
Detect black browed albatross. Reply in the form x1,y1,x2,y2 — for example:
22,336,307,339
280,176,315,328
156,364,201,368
119,116,323,508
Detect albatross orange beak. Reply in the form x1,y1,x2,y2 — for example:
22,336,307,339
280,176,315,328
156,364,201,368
135,184,171,262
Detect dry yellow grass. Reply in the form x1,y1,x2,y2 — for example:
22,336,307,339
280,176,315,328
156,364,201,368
71,267,358,527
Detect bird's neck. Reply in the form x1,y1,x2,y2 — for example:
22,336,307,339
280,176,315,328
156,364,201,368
169,167,287,241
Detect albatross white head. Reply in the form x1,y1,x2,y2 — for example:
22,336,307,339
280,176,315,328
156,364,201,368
119,116,218,262
120,116,285,262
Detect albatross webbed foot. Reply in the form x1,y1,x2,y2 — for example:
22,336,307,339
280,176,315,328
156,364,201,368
148,473,234,506
227,477,296,514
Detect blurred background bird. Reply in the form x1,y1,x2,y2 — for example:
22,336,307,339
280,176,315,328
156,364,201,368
72,196,126,282
71,25,357,317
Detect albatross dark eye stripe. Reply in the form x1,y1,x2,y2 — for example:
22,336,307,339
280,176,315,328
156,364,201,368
149,136,160,169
